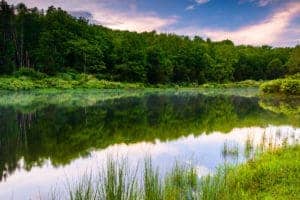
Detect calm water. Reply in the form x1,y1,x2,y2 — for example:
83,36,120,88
0,89,299,199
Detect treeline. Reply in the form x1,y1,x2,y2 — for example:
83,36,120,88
1,0,299,84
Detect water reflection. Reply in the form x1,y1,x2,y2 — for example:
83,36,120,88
0,126,298,199
0,91,299,199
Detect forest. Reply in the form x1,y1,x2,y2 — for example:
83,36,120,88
1,0,299,85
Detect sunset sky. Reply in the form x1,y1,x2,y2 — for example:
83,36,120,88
8,0,300,46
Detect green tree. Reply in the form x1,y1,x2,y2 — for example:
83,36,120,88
286,46,300,74
0,0,15,74
66,39,106,74
146,46,172,84
266,58,285,79
0,1,296,83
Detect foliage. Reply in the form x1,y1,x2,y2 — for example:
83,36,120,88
13,67,47,79
0,1,297,85
0,73,144,90
286,46,300,74
260,77,300,95
0,77,38,90
201,80,261,89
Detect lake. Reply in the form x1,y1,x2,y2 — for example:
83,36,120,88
0,89,299,199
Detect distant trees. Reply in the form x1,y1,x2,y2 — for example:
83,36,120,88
0,0,15,74
286,46,300,74
0,0,298,84
266,58,284,79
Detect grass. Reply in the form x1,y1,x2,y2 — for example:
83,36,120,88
50,144,300,200
221,140,240,159
216,145,300,200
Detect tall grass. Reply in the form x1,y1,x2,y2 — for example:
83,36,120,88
51,141,299,200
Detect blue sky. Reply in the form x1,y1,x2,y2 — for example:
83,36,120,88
9,0,300,46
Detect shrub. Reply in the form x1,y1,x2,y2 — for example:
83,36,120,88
0,74,144,90
13,68,47,79
280,79,300,95
80,78,103,89
260,78,300,95
260,80,282,94
37,78,78,89
0,77,37,90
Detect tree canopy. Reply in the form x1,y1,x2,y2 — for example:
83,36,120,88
0,1,299,84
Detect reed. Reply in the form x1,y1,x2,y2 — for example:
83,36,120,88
51,145,299,200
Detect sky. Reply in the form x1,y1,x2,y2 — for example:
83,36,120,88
8,0,300,47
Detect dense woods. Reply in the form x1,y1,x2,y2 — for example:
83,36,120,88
1,0,299,84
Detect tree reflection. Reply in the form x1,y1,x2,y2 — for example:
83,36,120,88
0,93,299,181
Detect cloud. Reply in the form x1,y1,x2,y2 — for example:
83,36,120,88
240,0,277,7
195,0,210,4
185,5,196,11
175,2,300,46
9,0,177,32
257,0,275,7
186,0,210,11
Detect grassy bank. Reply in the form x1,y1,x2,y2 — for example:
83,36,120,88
0,76,144,90
50,145,299,200
260,74,300,95
0,70,261,91
201,80,261,89
3,68,300,94
213,145,300,200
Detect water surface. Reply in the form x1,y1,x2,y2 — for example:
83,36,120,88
0,89,299,199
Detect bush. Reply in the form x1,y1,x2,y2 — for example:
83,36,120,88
39,78,78,89
80,78,104,89
0,73,144,90
280,79,300,95
260,80,282,94
260,78,300,95
55,73,76,81
0,77,37,90
13,68,47,79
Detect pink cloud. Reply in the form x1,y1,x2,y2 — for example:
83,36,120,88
239,0,277,7
9,0,178,32
175,2,300,46
202,2,300,45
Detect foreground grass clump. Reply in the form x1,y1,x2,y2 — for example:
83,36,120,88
215,145,300,200
52,145,300,200
260,75,300,95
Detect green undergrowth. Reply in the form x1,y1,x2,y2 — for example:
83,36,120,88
0,68,263,91
201,80,262,89
0,72,144,90
260,74,300,95
0,75,261,91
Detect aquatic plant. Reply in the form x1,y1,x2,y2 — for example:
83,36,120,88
49,144,299,200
